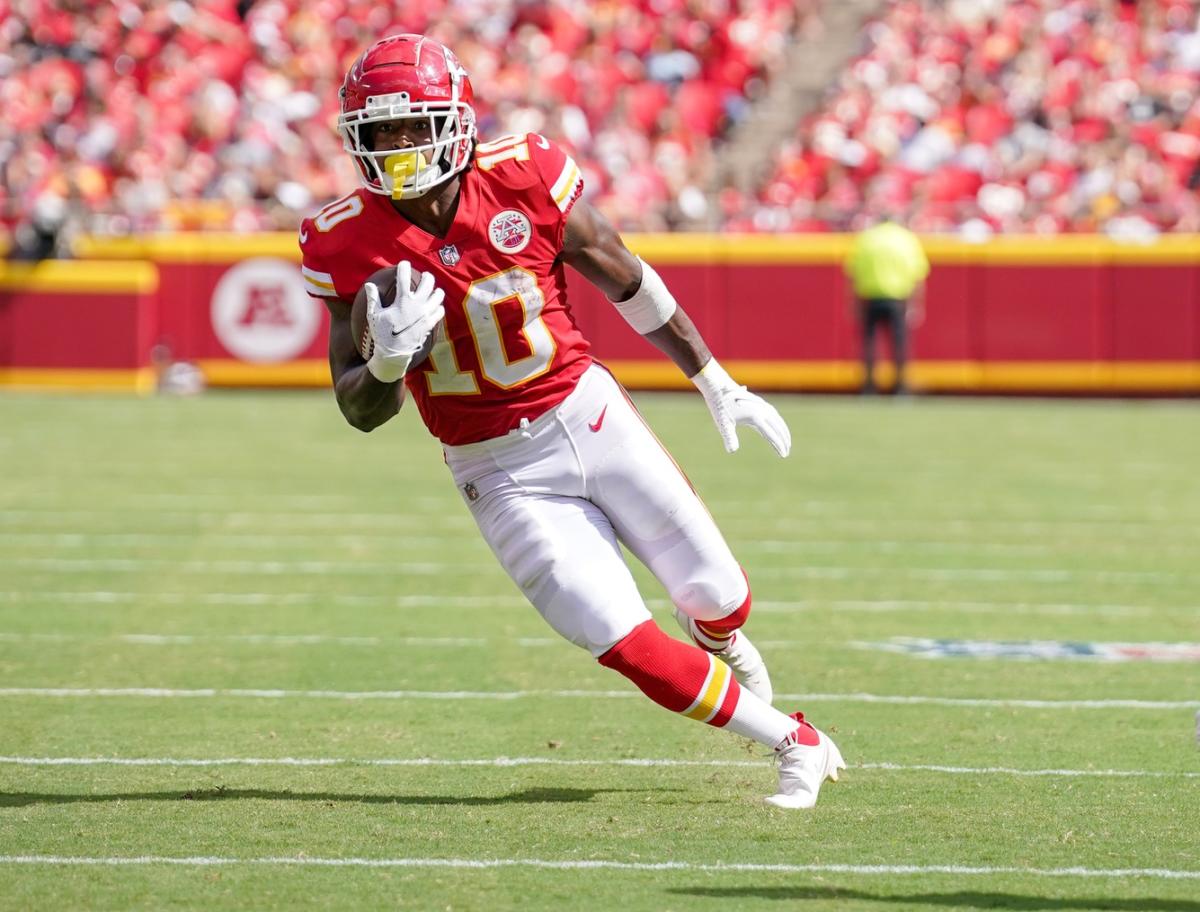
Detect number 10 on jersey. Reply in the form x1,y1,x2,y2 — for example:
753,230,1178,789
424,266,557,395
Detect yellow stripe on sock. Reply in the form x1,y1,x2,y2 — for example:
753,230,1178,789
683,656,730,722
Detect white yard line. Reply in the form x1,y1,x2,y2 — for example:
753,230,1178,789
754,566,1195,584
0,755,1196,779
728,515,1196,531
1,591,1187,616
858,762,1200,779
0,632,487,647
6,532,1194,558
708,499,1185,522
0,855,1196,879
0,532,476,548
742,539,1200,557
4,509,1196,535
3,558,454,575
0,632,558,647
777,692,1200,710
752,600,1168,616
6,557,1195,584
0,510,475,529
0,688,1192,709
0,630,1170,650
2,494,451,510
0,592,528,608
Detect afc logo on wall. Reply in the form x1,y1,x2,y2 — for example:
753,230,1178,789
211,258,321,363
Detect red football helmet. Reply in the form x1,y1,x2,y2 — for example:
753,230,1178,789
338,34,477,200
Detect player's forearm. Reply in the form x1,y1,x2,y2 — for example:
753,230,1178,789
603,258,711,377
334,364,404,432
643,308,712,379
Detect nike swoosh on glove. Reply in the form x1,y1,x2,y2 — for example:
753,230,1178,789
691,358,792,457
365,260,445,383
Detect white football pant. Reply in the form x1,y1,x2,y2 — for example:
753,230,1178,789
443,364,748,656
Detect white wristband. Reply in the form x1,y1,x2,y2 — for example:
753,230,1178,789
609,258,677,334
691,358,739,399
366,351,410,384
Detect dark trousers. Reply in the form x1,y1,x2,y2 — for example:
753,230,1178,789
859,298,909,394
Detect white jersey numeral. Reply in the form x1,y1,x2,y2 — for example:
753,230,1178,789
313,194,364,232
464,268,557,389
475,134,530,172
424,267,556,395
425,326,479,396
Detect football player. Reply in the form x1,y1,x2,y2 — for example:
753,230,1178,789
300,34,843,808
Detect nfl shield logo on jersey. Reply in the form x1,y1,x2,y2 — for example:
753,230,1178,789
488,209,532,254
438,244,461,267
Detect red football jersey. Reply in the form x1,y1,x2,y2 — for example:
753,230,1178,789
300,133,591,445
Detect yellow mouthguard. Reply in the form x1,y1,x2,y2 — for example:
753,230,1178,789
384,151,428,198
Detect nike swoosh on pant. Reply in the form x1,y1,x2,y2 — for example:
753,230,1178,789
588,405,608,432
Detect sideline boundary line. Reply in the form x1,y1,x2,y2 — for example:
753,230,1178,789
0,855,1197,879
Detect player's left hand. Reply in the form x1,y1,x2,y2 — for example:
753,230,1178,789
692,359,791,457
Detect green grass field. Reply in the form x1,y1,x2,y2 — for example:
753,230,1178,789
1,390,1198,911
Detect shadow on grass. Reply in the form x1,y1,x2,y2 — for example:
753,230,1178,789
670,886,1200,911
1,786,665,807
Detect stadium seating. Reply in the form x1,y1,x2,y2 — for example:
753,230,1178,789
7,1,1197,243
0,0,817,245
722,0,1200,236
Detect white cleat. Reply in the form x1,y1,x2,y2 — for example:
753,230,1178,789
766,723,845,810
674,610,773,705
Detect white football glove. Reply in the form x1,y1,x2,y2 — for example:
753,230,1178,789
365,260,445,383
692,359,791,457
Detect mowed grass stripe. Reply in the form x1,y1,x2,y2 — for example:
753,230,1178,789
2,856,1198,880
3,755,1198,779
0,687,1193,708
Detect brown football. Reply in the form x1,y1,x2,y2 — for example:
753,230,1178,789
350,264,437,368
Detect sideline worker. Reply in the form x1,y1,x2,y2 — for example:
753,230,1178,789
844,219,930,394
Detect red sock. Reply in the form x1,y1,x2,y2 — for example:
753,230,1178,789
775,712,820,749
599,620,740,727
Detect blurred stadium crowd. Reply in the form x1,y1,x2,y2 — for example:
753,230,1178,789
722,0,1200,236
1,0,1198,254
0,0,814,252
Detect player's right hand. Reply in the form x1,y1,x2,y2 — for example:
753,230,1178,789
692,358,792,457
365,261,445,383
